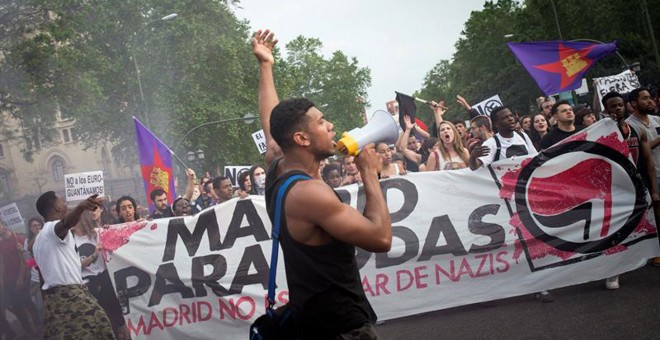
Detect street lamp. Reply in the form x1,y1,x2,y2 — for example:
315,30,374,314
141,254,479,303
173,113,257,151
549,0,563,40
186,149,205,175
130,13,178,129
504,33,533,41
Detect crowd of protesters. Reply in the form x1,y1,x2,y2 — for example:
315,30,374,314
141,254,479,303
1,69,659,339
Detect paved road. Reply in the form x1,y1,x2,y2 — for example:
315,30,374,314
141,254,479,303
375,264,660,340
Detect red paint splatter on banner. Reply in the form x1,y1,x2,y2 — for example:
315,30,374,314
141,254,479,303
509,213,575,262
596,132,629,157
562,131,588,144
150,223,158,230
99,221,148,253
498,159,532,201
604,244,627,255
632,212,657,236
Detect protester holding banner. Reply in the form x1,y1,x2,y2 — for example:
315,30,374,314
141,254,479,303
148,188,173,219
469,107,538,170
116,196,140,223
254,28,390,339
540,101,583,150
33,192,115,339
467,106,554,303
73,210,130,339
172,197,193,216
602,90,660,287
212,176,233,204
626,89,660,188
426,121,469,171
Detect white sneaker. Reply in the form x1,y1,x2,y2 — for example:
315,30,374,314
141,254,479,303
605,275,620,290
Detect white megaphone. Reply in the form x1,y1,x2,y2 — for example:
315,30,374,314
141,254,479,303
336,110,400,156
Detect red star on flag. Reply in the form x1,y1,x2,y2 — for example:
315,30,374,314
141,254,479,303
140,143,172,205
533,43,596,90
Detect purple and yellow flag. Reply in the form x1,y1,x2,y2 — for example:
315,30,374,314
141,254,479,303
507,41,617,96
133,117,176,211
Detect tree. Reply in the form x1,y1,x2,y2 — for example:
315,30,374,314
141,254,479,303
417,0,660,123
0,1,372,178
276,36,371,136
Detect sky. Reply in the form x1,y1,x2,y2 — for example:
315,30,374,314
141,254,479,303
234,0,487,112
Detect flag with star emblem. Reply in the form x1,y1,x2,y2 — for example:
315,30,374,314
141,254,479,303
507,41,617,96
133,117,176,211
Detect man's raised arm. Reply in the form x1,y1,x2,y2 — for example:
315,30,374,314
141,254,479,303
252,29,282,165
55,195,102,239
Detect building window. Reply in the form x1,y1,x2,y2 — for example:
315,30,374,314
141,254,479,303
62,129,70,143
0,144,4,158
0,169,9,197
71,127,79,142
51,158,65,182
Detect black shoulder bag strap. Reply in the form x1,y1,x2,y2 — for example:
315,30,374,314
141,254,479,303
493,131,527,161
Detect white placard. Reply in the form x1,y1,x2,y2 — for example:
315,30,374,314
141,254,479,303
251,129,267,154
64,170,105,202
224,166,251,188
594,70,640,107
0,203,24,232
473,94,503,116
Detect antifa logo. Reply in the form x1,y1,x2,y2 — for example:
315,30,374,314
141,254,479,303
515,141,647,254
483,99,502,114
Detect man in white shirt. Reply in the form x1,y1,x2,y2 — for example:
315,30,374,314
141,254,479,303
467,106,552,303
625,88,660,268
34,191,115,339
468,106,538,170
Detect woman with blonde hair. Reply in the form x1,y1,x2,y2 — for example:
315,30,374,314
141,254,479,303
426,121,469,171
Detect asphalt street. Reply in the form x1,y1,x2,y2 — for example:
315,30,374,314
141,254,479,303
375,264,660,340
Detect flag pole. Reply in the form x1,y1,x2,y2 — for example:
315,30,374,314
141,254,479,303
170,151,189,171
413,96,447,109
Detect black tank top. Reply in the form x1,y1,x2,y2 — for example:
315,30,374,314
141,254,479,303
265,159,376,339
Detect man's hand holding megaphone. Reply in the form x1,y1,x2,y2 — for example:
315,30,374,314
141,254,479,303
354,143,382,180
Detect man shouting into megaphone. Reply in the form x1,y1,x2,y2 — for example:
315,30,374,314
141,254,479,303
252,29,392,340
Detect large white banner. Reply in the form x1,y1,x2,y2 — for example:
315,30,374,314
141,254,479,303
101,120,659,339
594,70,640,107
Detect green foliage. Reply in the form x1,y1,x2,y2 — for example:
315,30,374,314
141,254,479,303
418,0,660,122
275,37,371,136
0,0,371,175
